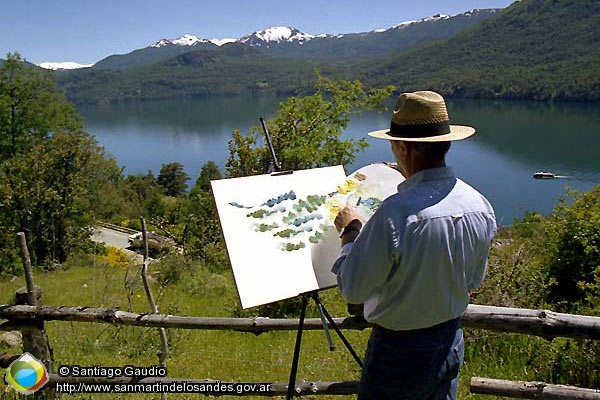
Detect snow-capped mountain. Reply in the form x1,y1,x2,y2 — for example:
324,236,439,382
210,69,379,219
151,27,314,50
239,26,314,47
390,9,497,30
39,62,93,70
144,9,496,52
210,38,237,46
151,35,236,48
392,14,449,30
73,9,501,70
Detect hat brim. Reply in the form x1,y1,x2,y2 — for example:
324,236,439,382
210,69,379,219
367,125,476,142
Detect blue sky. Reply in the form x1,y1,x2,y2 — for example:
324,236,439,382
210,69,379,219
2,0,514,65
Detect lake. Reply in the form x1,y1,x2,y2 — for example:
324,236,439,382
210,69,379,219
77,97,600,225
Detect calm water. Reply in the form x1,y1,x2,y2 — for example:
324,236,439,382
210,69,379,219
78,97,600,225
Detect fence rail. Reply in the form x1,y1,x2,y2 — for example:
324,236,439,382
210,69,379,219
95,221,139,235
471,377,600,399
1,304,599,340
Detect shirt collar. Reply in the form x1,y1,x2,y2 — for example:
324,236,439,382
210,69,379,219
397,166,456,192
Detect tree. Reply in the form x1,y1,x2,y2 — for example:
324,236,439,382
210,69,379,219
126,171,158,202
114,171,163,221
0,53,82,160
182,161,225,266
226,74,395,177
157,162,189,197
3,132,120,262
190,160,222,195
0,52,122,267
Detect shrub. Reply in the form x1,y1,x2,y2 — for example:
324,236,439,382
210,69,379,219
154,253,196,286
543,187,600,313
98,246,135,270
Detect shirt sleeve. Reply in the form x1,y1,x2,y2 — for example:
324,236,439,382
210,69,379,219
331,242,354,275
468,212,497,290
332,206,397,304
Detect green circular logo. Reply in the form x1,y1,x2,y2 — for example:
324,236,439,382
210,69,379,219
5,353,49,394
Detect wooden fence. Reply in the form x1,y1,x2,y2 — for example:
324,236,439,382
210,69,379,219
471,378,600,400
2,233,600,398
3,297,600,398
1,303,600,339
95,221,139,235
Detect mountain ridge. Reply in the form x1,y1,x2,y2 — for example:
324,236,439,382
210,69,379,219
79,8,500,70
356,0,600,101
53,1,600,105
56,42,320,105
239,26,314,47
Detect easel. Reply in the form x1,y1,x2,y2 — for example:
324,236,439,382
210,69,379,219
259,117,363,399
287,291,363,399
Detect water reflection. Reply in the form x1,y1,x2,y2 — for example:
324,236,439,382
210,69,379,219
78,96,284,177
77,97,600,224
448,99,600,178
79,96,285,132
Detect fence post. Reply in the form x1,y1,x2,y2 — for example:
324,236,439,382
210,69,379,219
16,232,55,398
140,218,169,400
17,232,37,306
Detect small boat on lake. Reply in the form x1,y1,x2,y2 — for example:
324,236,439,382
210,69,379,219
533,171,556,179
533,171,573,179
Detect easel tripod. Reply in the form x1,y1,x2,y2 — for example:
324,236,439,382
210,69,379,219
258,117,363,399
286,291,362,399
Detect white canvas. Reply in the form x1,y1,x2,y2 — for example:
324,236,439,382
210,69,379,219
211,163,404,309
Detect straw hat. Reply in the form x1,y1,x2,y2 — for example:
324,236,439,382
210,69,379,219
368,91,476,142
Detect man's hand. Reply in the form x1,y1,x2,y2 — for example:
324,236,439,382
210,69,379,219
334,206,363,232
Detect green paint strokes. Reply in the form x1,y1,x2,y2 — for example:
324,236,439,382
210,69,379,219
247,209,274,219
307,194,326,206
309,231,324,243
282,212,297,224
273,228,295,238
284,242,306,252
292,194,327,213
256,223,279,232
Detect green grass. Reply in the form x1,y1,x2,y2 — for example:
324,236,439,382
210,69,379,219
0,265,366,399
0,262,589,399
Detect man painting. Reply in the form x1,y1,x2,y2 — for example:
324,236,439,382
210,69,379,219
333,91,497,399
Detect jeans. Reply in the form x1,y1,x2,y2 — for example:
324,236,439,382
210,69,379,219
358,318,464,400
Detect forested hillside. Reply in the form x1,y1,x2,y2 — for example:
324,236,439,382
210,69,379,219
51,0,600,104
255,9,499,62
357,0,600,101
57,44,320,105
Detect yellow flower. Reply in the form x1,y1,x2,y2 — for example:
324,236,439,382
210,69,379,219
99,246,134,269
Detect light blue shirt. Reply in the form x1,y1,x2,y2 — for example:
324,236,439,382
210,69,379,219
332,167,496,330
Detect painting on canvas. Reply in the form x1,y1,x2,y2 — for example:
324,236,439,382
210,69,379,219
211,163,404,309
211,166,347,308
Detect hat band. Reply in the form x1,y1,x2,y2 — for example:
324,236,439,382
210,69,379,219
389,120,450,138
